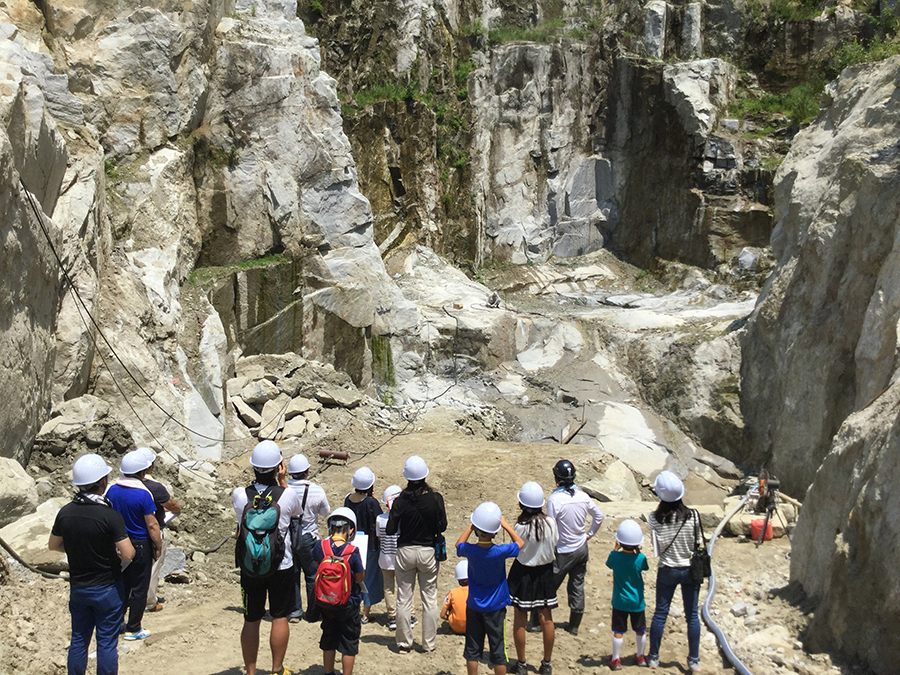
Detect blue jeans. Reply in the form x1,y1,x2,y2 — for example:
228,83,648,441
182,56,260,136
649,566,700,666
68,581,125,675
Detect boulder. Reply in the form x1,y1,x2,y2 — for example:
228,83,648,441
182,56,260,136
258,394,291,439
231,397,262,427
0,498,67,570
315,386,363,409
285,397,320,419
581,460,641,502
0,458,38,527
240,379,281,405
280,416,308,439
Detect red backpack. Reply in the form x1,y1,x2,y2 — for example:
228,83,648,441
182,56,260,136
314,539,357,607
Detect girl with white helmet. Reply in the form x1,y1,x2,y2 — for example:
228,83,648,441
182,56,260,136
605,519,650,670
646,471,705,672
375,485,409,631
343,467,384,623
507,482,559,675
385,455,447,653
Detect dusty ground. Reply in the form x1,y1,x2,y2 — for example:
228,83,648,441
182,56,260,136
0,427,863,675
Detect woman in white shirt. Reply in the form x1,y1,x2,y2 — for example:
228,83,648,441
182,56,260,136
507,482,559,675
646,471,704,672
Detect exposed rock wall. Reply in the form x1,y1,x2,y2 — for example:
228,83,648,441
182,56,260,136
740,56,900,496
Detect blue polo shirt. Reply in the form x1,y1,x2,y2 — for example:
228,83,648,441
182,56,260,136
107,484,156,540
605,550,649,612
457,541,519,612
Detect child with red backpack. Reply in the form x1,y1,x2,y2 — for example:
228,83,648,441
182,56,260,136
312,507,365,675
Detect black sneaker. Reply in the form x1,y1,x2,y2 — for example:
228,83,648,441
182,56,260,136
539,661,552,675
508,660,527,674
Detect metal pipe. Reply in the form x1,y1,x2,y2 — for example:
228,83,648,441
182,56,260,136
701,492,755,675
318,450,348,460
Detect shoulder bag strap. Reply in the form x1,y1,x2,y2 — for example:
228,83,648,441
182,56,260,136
692,509,707,549
301,485,310,510
657,513,690,559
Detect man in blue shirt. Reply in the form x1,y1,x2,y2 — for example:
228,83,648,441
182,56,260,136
107,450,162,641
456,502,525,675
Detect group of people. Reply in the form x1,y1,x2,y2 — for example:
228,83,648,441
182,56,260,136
49,448,181,675
52,440,707,675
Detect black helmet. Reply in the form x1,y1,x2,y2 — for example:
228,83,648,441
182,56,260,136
553,459,576,483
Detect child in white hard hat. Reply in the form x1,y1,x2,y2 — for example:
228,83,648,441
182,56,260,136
605,519,650,670
441,560,469,635
376,485,416,630
456,502,525,675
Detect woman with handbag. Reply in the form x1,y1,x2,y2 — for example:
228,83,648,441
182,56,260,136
647,471,705,672
385,455,447,653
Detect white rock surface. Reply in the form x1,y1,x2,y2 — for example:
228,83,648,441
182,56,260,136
0,458,38,527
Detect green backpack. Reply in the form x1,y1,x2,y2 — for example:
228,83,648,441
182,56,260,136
235,485,286,578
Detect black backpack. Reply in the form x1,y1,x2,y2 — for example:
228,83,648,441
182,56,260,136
289,484,310,560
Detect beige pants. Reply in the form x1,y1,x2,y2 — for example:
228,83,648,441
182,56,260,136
395,545,439,651
146,529,168,609
383,568,397,618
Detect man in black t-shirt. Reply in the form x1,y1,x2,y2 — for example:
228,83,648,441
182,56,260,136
137,447,182,612
50,454,135,675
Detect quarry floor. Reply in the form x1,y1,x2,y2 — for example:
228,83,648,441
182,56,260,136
1,428,857,675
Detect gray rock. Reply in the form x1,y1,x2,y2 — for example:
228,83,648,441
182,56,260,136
231,397,262,427
280,416,308,439
160,547,187,579
258,394,291,439
0,458,38,528
644,1,668,58
681,3,703,60
731,601,748,617
241,379,281,405
580,460,641,502
284,397,321,419
0,499,67,570
315,386,363,409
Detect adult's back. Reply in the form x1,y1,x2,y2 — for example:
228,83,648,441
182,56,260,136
386,488,446,546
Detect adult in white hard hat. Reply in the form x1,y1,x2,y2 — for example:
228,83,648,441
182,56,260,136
547,458,604,638
231,440,303,675
344,466,384,622
646,471,704,672
135,447,182,614
50,454,135,675
508,482,560,675
285,452,330,622
386,456,447,653
106,450,163,641
606,519,650,670
456,502,525,674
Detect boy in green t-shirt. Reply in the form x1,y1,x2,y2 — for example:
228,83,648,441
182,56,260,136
605,520,650,670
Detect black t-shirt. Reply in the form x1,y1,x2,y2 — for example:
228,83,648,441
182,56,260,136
386,490,447,547
51,501,129,588
343,494,382,539
143,479,172,529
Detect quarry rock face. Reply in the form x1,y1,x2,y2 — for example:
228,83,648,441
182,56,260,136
738,57,900,672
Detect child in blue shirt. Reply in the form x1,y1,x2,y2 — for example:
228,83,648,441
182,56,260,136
605,519,650,670
456,502,525,675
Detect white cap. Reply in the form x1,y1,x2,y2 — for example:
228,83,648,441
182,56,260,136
120,449,152,475
517,481,545,509
471,501,502,534
288,454,311,474
250,440,283,469
382,484,402,506
72,454,113,487
328,506,358,529
351,467,376,491
616,519,645,547
454,559,469,581
137,447,156,465
402,455,429,481
654,470,685,503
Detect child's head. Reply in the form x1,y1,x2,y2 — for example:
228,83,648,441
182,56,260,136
471,502,502,541
616,519,644,552
352,467,376,495
382,484,402,510
327,507,358,540
454,560,469,587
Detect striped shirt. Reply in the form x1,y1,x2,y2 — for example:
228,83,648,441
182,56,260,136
648,509,704,568
376,513,399,569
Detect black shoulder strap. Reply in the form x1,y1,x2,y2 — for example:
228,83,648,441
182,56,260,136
658,513,690,558
692,509,707,548
302,485,310,510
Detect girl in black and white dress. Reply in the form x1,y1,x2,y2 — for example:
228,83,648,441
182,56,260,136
507,481,559,675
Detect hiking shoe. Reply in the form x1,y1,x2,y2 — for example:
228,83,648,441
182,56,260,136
123,629,150,641
539,660,552,675
273,668,292,675
608,658,622,671
388,618,397,631
635,654,648,667
508,660,527,674
647,657,660,670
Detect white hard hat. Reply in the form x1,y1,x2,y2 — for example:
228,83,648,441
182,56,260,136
352,466,376,491
72,454,112,487
120,449,152,475
654,470,685,503
250,440,283,469
454,559,469,581
616,519,645,547
328,506,358,529
288,454,311,474
403,455,429,481
137,447,156,465
382,484,402,506
471,501,503,534
517,481,545,509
